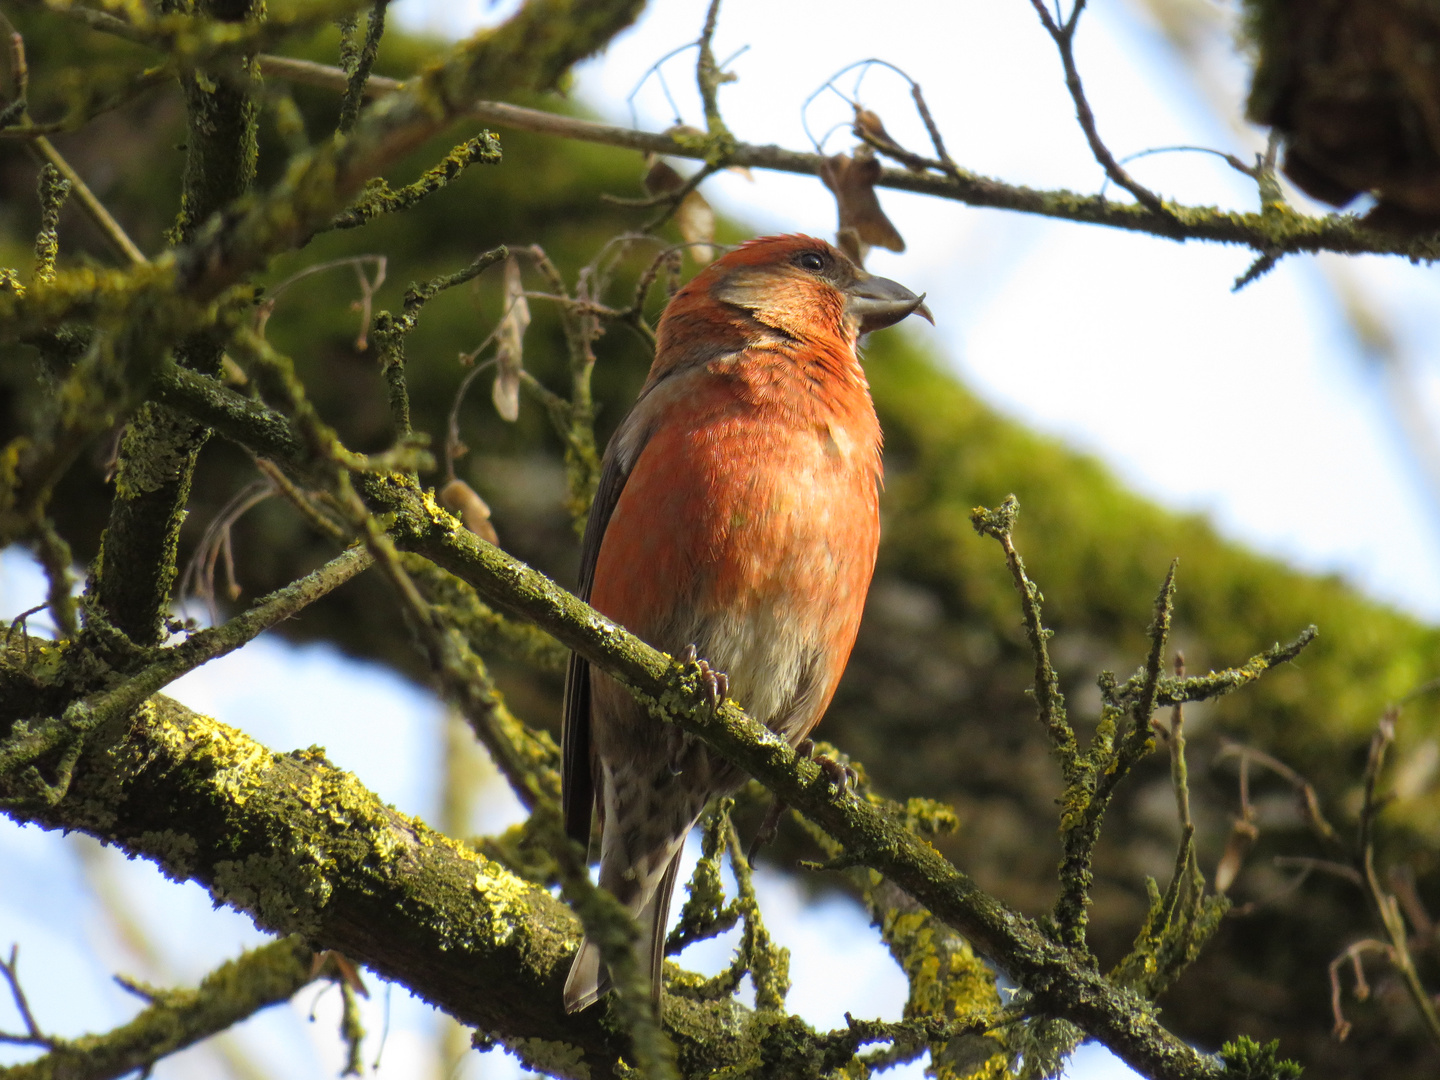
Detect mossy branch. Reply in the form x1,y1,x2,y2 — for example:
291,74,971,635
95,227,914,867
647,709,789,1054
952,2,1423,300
90,0,264,646
256,55,1440,264
1,936,320,1080
326,133,502,232
335,0,389,136
171,0,647,302
1053,562,1179,953
142,365,1321,1079
0,545,372,801
970,495,1079,783
0,691,907,1080
30,163,69,285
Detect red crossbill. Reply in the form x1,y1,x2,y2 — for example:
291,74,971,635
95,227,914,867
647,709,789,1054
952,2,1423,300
562,234,931,1012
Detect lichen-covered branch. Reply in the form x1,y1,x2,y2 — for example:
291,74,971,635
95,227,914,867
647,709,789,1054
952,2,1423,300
1052,563,1178,953
326,133,502,232
143,363,1314,1080
0,690,910,1080
2,936,320,1080
255,54,1440,263
0,545,372,802
90,0,264,647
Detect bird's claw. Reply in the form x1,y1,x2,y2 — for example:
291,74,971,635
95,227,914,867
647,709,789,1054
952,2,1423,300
793,739,856,793
817,755,854,792
746,796,789,865
682,644,728,709
797,742,856,794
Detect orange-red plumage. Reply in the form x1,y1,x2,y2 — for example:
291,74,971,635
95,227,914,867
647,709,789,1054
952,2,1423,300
562,235,930,1013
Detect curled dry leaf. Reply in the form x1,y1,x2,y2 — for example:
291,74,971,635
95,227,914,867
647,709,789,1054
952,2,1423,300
676,189,716,265
439,479,499,545
1213,817,1260,895
643,155,686,196
491,255,529,422
819,144,905,267
852,106,899,154
644,154,717,265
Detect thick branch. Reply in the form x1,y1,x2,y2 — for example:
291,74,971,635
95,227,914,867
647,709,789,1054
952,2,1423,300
0,694,875,1080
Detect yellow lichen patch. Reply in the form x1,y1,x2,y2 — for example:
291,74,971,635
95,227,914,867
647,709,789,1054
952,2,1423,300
211,850,334,936
506,1036,591,1080
878,900,1006,1080
472,862,534,947
137,829,200,877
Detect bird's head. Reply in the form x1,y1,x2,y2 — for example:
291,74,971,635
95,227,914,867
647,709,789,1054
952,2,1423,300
657,234,932,364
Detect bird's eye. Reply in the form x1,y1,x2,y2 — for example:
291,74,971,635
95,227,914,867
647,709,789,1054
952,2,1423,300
796,251,826,272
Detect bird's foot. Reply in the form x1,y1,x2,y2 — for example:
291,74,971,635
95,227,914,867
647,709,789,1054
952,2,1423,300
746,796,790,866
681,644,729,709
797,739,857,794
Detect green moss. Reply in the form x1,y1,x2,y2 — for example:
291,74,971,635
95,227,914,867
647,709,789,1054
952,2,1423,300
1219,1036,1304,1080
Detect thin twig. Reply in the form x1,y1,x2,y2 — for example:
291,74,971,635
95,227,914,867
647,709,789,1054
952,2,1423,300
0,945,54,1049
1027,0,1169,217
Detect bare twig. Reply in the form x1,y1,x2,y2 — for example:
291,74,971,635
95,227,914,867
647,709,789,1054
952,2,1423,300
177,479,276,624
1329,940,1393,1041
1026,0,1170,217
0,946,54,1049
254,255,388,342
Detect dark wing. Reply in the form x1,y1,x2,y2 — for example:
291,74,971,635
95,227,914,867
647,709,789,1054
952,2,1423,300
562,438,637,845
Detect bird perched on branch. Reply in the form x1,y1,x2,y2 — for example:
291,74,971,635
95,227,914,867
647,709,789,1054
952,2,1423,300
562,234,932,1013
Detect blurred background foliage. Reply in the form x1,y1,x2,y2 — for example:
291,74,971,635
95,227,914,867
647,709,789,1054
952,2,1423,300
2,5,1439,1077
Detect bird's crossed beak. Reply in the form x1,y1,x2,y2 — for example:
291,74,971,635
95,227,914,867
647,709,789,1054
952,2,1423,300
845,272,934,334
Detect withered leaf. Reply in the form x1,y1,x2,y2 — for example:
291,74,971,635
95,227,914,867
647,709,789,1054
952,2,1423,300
643,155,715,264
310,951,370,996
1213,817,1260,896
491,255,529,423
439,479,499,545
643,156,685,196
853,107,898,151
676,188,715,265
819,144,905,266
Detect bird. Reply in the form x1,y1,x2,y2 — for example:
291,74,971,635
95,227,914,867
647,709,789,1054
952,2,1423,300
561,234,932,1013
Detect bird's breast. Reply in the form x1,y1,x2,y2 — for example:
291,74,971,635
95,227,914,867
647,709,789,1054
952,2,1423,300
590,368,881,731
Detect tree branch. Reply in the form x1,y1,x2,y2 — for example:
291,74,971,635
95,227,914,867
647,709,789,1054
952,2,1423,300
0,692,872,1080
254,55,1440,263
139,366,1316,1080
2,936,320,1080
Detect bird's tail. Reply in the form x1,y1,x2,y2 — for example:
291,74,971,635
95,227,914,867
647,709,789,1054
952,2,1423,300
563,849,684,1013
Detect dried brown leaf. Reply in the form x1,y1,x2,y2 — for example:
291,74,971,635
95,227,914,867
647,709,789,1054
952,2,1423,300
491,255,529,422
819,145,905,266
439,479,499,545
643,157,686,196
311,951,370,996
853,107,897,150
